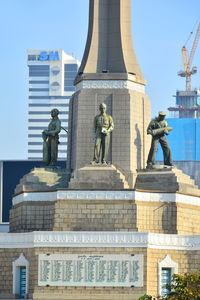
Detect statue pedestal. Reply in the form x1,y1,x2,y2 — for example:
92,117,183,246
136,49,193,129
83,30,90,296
69,164,129,190
135,166,200,196
14,167,70,194
5,165,200,300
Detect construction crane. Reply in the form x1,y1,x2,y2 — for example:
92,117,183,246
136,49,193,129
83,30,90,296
178,22,200,91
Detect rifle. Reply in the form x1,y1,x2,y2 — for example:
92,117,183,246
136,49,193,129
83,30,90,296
152,126,172,137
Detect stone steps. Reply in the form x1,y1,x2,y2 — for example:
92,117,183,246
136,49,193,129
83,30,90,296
14,168,70,195
135,167,200,196
68,164,130,190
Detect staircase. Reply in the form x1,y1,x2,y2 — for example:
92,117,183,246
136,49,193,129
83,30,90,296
135,167,200,196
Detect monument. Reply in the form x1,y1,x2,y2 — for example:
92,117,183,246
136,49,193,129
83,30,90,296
2,1,200,300
66,0,151,188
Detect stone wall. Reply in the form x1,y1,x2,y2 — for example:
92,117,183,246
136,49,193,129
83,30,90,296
1,246,200,299
10,196,200,234
0,248,36,299
9,201,55,233
146,248,200,297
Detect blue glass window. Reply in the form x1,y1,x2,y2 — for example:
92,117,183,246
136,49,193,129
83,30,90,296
28,149,67,153
28,142,67,145
64,64,78,71
29,111,68,115
161,268,171,297
29,65,49,77
29,80,49,84
29,88,49,92
64,79,74,86
64,87,75,92
64,71,77,79
29,103,70,107
28,134,67,138
28,118,68,122
19,266,26,299
29,96,70,99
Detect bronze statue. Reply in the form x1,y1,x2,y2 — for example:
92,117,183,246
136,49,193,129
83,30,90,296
42,108,61,167
147,111,173,169
92,103,114,165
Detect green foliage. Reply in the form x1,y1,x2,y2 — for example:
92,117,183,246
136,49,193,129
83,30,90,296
139,271,200,300
138,294,161,300
165,271,200,299
138,295,153,300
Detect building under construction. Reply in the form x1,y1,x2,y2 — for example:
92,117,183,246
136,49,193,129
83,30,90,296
168,22,200,118
168,89,200,118
156,21,200,187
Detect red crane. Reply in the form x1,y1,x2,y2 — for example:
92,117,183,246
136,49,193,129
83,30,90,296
178,22,200,91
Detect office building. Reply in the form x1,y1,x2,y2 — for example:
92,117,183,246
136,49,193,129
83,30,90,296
27,50,79,160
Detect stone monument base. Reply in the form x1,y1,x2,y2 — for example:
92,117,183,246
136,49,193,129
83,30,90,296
9,165,200,234
1,231,200,299
14,167,70,194
4,166,200,299
69,164,129,189
135,166,200,196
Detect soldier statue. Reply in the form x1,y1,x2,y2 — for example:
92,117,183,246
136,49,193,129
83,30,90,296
42,108,61,167
147,111,173,169
92,103,114,165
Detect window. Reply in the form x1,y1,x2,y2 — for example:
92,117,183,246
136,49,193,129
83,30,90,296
13,253,29,299
64,87,75,92
29,88,49,92
29,96,70,99
19,267,26,299
29,111,68,115
158,254,178,297
161,268,171,297
28,134,67,138
64,79,74,86
64,64,78,71
28,142,67,145
29,65,49,77
28,118,68,122
29,80,49,84
29,103,70,107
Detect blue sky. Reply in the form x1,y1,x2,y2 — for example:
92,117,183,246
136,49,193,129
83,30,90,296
0,0,200,159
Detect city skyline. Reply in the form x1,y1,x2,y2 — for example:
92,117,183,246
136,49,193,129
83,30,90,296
0,0,200,159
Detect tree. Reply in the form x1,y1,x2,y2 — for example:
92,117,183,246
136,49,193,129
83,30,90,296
139,271,200,300
165,271,200,300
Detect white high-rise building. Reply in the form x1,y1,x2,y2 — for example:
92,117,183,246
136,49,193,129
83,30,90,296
27,50,79,160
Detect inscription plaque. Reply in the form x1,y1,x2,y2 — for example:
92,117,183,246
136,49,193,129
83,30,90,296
38,254,143,287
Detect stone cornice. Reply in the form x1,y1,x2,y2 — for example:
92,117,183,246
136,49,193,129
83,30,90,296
74,80,145,94
12,190,200,207
1,231,200,250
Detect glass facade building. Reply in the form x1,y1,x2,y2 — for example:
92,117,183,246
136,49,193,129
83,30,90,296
0,160,66,232
27,50,79,160
157,118,200,161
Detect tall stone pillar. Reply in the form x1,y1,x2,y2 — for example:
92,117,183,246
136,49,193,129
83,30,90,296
67,0,151,187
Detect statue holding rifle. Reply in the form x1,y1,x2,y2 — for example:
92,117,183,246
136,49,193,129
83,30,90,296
42,108,61,167
146,111,173,169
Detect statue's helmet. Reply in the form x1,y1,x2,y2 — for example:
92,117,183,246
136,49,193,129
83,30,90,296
99,103,106,110
158,111,166,116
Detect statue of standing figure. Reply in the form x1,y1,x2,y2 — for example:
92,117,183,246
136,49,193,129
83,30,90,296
92,103,114,165
147,111,173,169
42,108,61,167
